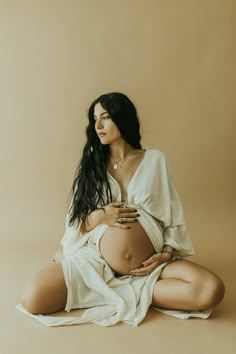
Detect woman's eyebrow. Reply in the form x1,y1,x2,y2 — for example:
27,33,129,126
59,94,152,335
94,112,108,117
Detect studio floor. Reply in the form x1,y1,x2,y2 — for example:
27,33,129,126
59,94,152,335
1,209,235,354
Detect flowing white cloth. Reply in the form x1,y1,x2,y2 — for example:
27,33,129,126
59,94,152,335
16,149,212,326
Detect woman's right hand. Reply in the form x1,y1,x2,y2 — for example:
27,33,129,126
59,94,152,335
100,201,139,229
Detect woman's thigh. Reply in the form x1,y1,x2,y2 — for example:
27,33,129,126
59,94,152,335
21,262,67,315
159,258,220,282
152,258,225,310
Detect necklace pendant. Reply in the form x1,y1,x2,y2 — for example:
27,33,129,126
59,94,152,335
113,164,118,170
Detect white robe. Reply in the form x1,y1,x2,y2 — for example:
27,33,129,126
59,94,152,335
16,149,212,326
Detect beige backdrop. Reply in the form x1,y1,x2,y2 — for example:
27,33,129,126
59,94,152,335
0,1,235,354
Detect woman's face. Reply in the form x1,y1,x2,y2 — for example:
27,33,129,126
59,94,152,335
94,102,122,145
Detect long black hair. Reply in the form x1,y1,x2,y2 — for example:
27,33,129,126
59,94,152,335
68,92,142,227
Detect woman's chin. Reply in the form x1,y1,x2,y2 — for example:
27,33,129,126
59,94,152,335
99,138,112,145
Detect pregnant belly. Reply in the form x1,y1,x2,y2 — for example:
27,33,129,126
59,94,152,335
99,221,156,275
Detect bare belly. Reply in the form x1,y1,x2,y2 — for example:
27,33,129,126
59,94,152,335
99,221,156,275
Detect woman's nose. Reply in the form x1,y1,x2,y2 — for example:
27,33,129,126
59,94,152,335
96,118,103,129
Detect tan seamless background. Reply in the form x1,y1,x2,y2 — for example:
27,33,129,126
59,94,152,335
0,1,235,354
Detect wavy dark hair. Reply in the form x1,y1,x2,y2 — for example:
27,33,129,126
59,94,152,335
68,92,142,227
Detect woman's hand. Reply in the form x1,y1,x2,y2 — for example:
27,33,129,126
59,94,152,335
84,201,139,232
129,252,172,276
101,201,139,229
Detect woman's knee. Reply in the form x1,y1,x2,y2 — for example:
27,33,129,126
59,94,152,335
161,259,225,310
20,263,67,315
196,275,225,310
21,279,45,314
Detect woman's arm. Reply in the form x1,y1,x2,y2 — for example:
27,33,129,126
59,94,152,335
82,208,105,232
157,152,195,257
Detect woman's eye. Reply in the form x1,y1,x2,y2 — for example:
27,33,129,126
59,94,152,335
94,115,110,122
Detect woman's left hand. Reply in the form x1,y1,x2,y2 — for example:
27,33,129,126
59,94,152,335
129,252,171,276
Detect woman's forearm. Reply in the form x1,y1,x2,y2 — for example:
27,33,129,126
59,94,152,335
83,209,105,233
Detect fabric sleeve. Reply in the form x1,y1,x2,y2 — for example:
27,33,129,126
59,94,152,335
161,154,195,258
60,194,89,258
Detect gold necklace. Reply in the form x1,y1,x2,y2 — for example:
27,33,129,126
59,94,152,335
111,149,130,170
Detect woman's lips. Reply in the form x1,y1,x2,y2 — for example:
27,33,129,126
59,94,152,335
98,133,106,137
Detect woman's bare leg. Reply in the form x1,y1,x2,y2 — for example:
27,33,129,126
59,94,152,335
152,259,225,310
21,262,67,315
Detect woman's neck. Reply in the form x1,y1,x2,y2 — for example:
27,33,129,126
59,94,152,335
109,143,134,161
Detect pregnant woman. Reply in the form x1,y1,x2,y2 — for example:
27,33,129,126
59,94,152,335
18,92,225,326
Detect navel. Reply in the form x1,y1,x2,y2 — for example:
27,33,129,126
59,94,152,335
124,252,133,261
